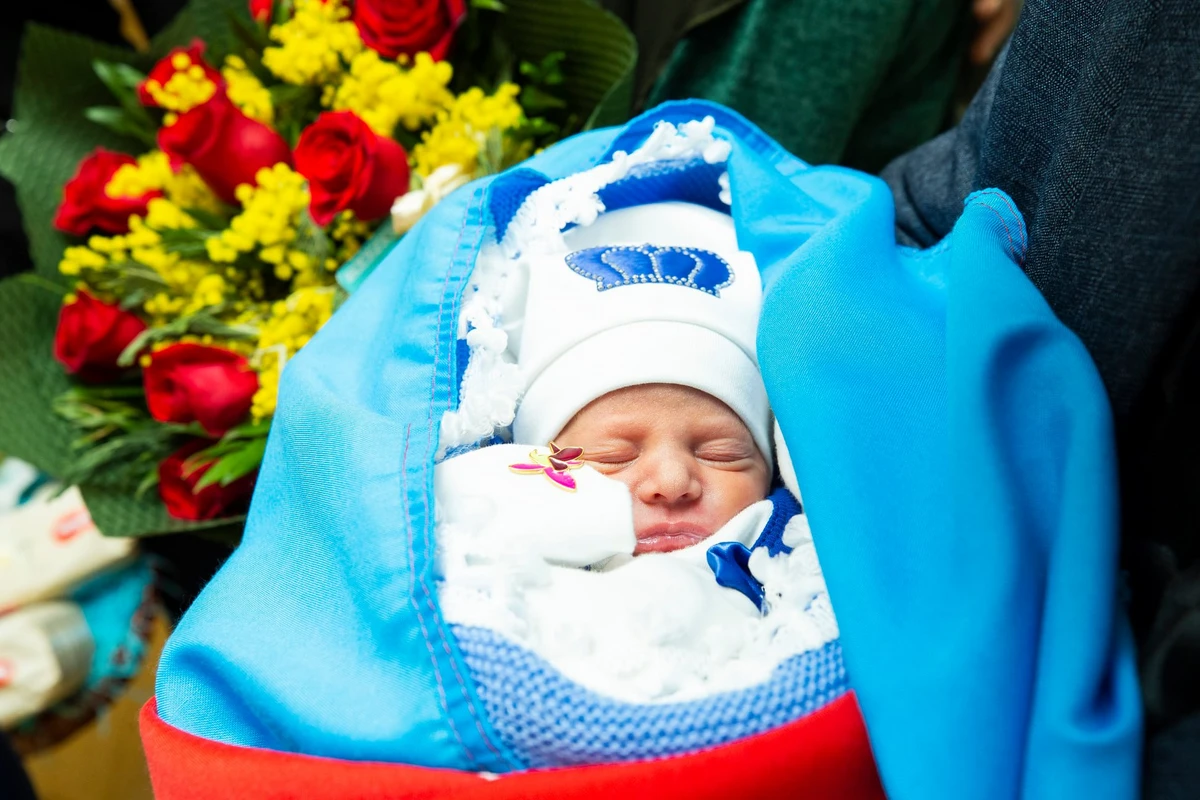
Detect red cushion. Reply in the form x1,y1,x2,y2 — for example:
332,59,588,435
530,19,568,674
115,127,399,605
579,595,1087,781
140,693,884,800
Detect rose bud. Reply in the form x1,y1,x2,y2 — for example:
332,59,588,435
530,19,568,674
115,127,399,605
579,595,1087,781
158,439,256,520
354,0,467,61
295,110,411,226
158,93,292,205
53,291,148,382
143,343,259,436
53,149,162,236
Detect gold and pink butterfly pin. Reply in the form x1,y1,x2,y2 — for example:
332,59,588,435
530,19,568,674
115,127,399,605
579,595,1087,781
509,442,585,491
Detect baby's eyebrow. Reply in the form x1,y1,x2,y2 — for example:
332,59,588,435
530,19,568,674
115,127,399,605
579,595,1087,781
582,440,637,454
691,419,755,441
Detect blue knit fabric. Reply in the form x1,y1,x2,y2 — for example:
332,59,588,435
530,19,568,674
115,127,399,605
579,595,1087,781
451,625,848,768
489,168,550,241
752,487,802,556
595,158,728,216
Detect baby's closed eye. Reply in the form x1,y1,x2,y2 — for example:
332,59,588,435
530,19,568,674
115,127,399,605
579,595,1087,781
585,444,639,469
695,438,758,464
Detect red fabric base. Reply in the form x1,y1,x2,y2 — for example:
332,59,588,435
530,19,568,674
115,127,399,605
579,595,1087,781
140,693,884,799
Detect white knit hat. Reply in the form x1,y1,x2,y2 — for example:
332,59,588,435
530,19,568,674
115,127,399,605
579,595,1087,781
510,200,772,465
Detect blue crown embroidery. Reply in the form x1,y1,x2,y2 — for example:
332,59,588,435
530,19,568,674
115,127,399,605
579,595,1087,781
564,245,734,296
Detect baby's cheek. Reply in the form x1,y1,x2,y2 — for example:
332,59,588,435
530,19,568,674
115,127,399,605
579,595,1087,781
706,467,770,514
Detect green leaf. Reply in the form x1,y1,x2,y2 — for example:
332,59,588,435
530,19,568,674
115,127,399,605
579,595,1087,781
226,7,272,52
471,0,509,10
500,0,636,131
92,60,150,121
157,226,216,257
293,210,334,267
391,125,422,151
53,389,145,433
519,51,565,85
117,310,259,367
16,272,72,295
193,436,266,491
0,278,76,476
178,205,233,232
519,85,568,113
222,419,273,440
270,0,295,28
150,0,257,64
83,106,157,146
268,82,317,106
0,26,150,280
78,260,170,304
81,481,246,538
135,468,160,499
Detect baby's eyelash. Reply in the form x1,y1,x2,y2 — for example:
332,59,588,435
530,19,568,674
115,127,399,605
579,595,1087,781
695,443,755,462
588,453,636,465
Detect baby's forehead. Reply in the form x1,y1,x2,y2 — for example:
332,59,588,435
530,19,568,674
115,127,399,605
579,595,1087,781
575,384,750,432
594,383,729,410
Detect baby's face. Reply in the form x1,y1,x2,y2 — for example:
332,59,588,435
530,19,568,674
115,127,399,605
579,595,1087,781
556,384,770,555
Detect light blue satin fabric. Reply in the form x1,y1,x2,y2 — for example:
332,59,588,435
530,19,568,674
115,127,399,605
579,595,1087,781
154,101,1140,796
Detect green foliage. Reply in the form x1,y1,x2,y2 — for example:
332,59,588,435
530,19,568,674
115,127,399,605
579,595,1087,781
117,310,259,367
451,0,636,132
92,60,149,105
185,429,268,491
83,106,157,146
0,278,79,478
74,261,169,313
293,210,334,267
52,387,200,490
150,0,258,64
87,60,159,145
500,0,637,131
82,481,246,539
269,83,322,147
0,28,145,280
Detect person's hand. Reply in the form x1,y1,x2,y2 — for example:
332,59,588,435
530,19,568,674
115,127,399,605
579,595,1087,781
971,0,1019,65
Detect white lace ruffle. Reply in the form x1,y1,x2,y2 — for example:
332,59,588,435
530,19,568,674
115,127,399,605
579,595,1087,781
500,116,731,260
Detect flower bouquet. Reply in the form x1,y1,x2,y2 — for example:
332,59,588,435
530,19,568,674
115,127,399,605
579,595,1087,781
0,0,635,539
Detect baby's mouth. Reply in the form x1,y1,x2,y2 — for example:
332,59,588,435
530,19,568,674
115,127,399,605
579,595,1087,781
634,522,710,555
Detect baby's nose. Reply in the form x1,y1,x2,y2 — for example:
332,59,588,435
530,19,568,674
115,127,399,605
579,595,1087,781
636,455,702,505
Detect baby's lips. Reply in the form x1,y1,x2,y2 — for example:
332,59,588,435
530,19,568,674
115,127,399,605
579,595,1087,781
634,530,708,555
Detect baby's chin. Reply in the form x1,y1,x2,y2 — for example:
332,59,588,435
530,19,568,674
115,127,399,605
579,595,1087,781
633,522,711,555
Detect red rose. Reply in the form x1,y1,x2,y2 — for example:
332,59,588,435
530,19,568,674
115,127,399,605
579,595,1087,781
353,0,467,61
137,40,224,108
53,149,162,236
144,343,259,436
158,93,293,204
249,0,273,23
295,111,411,225
53,291,148,382
158,439,256,520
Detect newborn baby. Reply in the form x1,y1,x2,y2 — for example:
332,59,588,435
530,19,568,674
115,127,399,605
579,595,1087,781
435,199,837,705
558,383,770,554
